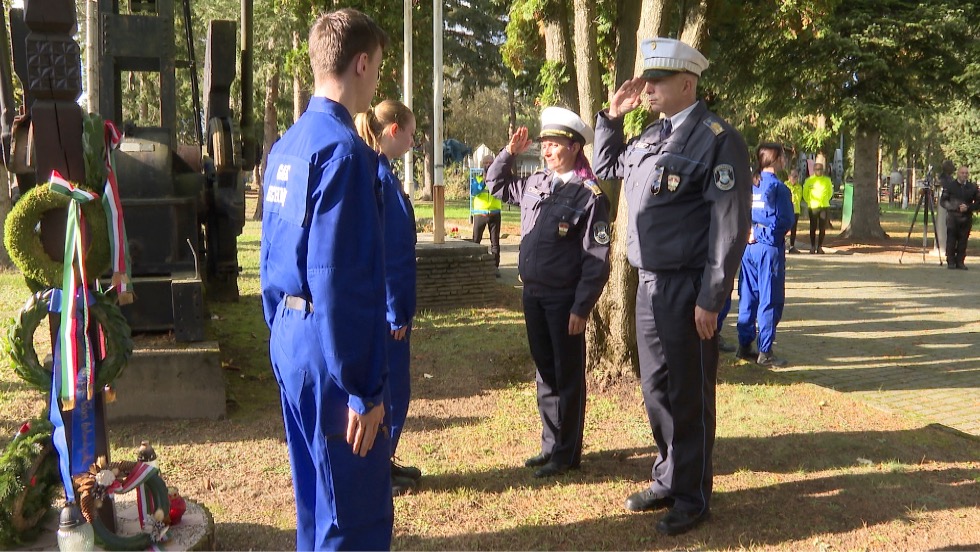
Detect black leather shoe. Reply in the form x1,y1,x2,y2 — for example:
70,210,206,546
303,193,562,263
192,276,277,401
655,508,710,536
624,488,674,512
392,475,417,497
735,345,757,361
524,452,551,468
757,350,788,367
392,461,422,481
717,334,736,353
532,461,569,478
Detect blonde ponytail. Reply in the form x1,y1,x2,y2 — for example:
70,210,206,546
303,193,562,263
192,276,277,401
355,100,414,154
354,106,382,152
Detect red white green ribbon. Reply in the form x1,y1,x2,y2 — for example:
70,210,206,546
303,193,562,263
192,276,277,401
50,171,99,410
100,121,131,291
111,462,168,545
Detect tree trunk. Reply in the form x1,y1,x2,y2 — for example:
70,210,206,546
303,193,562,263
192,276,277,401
634,0,675,78
573,0,602,120
841,125,886,239
586,187,639,381
587,0,676,382
613,0,641,88
253,69,280,221
541,0,578,109
507,79,517,136
420,132,433,201
293,31,309,122
0,170,11,267
679,0,714,50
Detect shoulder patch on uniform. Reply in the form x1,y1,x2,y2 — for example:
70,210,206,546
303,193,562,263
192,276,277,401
703,118,725,136
584,180,603,196
714,164,736,191
592,221,611,245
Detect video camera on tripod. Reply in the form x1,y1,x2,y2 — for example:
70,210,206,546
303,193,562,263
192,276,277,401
916,165,935,190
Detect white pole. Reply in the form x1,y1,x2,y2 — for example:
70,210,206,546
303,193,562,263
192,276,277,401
85,0,99,112
432,0,445,243
402,0,414,197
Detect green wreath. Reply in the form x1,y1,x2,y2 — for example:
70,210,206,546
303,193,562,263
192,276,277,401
75,459,171,551
0,417,59,548
3,289,133,392
3,183,110,292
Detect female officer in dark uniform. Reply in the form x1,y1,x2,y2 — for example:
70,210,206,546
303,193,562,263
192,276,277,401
486,106,612,478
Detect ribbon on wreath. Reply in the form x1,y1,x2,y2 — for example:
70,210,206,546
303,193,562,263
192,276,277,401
100,121,133,299
50,171,99,409
47,288,100,475
117,463,169,545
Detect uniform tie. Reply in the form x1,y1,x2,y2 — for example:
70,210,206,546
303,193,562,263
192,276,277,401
551,175,563,194
659,118,673,142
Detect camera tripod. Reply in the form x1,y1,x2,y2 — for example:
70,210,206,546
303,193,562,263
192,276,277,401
899,185,943,265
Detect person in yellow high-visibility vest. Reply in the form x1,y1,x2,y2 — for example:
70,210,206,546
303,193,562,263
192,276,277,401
471,155,502,275
803,162,833,253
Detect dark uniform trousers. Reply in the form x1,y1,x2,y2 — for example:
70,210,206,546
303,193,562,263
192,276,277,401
946,214,971,266
523,289,586,468
635,269,716,515
472,212,502,267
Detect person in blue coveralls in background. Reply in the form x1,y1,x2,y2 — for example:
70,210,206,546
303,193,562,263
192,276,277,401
355,99,422,497
259,8,392,551
735,143,794,367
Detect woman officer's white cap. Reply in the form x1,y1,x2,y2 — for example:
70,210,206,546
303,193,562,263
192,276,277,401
538,106,594,146
639,38,709,79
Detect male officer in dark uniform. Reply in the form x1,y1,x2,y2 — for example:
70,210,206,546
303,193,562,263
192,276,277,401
593,38,751,535
939,163,979,269
487,107,611,479
260,9,393,550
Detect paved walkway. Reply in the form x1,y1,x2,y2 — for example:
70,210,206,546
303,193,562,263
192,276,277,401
494,236,980,437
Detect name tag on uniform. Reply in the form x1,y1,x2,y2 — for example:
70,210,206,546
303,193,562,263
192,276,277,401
265,153,311,226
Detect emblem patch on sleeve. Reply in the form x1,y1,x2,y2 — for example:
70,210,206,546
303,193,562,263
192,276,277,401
714,164,735,191
593,221,611,245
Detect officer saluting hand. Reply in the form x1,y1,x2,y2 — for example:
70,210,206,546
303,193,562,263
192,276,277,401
486,107,612,479
593,38,751,536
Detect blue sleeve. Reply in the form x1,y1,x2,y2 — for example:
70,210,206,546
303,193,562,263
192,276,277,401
485,149,529,205
307,152,387,415
381,168,417,330
773,184,795,235
470,173,486,196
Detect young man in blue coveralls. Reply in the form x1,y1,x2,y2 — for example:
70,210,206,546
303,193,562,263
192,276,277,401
735,143,794,367
259,9,392,551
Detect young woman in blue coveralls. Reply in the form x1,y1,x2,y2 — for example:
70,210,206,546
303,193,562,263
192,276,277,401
355,100,422,496
736,144,794,366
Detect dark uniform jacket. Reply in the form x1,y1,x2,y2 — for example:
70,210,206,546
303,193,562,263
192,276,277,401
939,176,980,221
593,100,751,313
486,150,612,317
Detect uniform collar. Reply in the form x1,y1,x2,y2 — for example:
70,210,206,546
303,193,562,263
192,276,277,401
307,96,355,128
378,153,391,170
666,100,699,132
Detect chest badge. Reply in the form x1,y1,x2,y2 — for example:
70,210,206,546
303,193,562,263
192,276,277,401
558,221,570,238
667,174,681,192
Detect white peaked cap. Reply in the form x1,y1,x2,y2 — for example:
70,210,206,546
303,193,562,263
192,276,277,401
538,106,594,146
639,38,709,78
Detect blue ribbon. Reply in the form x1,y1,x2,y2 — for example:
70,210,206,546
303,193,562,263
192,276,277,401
48,288,100,497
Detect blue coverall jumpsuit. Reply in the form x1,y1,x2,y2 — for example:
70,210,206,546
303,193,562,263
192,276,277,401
736,171,794,355
260,97,393,551
378,153,417,456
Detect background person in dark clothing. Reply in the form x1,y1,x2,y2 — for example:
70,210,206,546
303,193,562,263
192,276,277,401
939,164,980,269
486,106,611,480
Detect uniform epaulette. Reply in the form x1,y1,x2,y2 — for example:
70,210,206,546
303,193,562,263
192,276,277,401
703,118,726,136
585,180,603,196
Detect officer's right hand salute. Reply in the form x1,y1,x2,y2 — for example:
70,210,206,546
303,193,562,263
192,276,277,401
506,126,533,155
608,77,647,118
